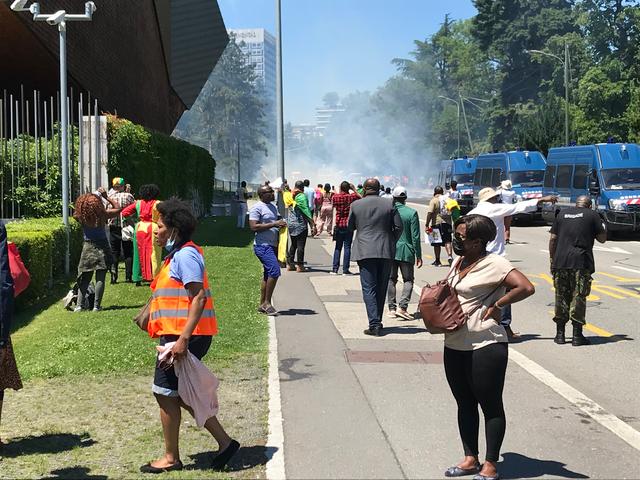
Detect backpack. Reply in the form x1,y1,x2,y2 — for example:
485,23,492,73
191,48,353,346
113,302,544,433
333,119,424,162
63,282,96,310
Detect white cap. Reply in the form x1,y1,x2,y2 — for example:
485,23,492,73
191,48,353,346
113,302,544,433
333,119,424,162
501,179,512,190
392,186,407,198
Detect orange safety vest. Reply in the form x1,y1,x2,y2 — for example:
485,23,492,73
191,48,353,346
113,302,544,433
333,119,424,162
147,241,218,338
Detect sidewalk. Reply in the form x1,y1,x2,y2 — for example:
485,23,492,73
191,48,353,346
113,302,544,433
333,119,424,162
272,235,637,479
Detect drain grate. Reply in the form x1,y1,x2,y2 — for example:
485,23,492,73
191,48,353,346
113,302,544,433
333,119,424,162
345,350,443,364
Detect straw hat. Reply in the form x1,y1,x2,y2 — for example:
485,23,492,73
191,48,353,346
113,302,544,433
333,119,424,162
479,187,499,202
501,180,512,190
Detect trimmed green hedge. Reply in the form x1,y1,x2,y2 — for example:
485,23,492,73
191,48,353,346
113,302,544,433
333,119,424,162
107,116,215,216
6,218,82,308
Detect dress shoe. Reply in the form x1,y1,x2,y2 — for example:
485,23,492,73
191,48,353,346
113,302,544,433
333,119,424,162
364,326,384,336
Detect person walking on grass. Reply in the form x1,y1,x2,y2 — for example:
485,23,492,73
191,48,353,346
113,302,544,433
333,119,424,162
349,178,403,336
287,181,316,272
108,177,135,284
426,186,453,267
387,186,422,321
249,185,286,315
549,195,606,346
331,181,361,275
141,198,239,474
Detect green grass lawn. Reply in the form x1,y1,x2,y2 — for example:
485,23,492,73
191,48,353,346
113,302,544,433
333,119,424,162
12,216,267,380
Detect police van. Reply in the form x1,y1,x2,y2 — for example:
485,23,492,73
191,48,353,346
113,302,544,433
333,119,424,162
541,143,640,232
473,150,547,220
437,157,477,213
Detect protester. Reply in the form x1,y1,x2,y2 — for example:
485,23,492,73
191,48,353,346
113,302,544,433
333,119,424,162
315,183,334,236
0,222,21,449
249,185,287,315
108,177,135,284
287,181,316,272
443,214,535,480
497,180,516,244
448,180,461,201
141,197,238,473
387,187,422,320
469,188,556,339
356,184,364,196
314,184,324,220
303,179,315,213
382,187,393,199
348,178,403,336
235,181,249,229
331,181,361,275
73,190,121,311
549,195,606,346
426,186,453,266
122,184,162,285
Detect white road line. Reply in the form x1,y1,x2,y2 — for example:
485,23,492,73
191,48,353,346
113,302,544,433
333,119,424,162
540,249,550,253
509,349,640,452
612,266,640,275
266,316,286,480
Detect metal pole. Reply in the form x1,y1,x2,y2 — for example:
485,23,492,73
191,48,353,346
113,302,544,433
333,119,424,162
564,42,569,146
10,96,14,219
456,101,461,158
93,98,99,189
44,100,49,192
275,0,284,180
78,94,83,193
34,90,39,198
60,23,70,275
237,139,241,184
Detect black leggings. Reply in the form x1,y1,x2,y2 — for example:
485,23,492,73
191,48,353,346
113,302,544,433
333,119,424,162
444,343,508,462
287,230,308,267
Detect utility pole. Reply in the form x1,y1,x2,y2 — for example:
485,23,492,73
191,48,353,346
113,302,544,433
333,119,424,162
275,0,285,181
11,0,97,275
564,41,569,146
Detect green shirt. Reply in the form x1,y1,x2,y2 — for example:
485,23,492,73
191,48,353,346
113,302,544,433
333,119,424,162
394,202,422,263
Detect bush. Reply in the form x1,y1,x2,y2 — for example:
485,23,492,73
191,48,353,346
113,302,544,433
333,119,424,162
6,218,82,308
107,116,215,216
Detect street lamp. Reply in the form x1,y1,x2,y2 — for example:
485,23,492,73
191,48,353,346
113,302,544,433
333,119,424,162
527,43,570,146
11,1,97,275
438,95,460,158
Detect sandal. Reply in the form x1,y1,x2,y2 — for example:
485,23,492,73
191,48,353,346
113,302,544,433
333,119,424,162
445,464,481,477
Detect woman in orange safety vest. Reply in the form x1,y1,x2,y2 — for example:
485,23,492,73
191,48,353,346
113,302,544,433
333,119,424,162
140,198,239,474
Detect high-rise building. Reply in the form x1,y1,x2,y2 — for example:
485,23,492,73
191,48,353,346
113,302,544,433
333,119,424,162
228,28,276,98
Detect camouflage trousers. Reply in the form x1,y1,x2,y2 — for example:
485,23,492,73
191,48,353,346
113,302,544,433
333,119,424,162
553,269,593,326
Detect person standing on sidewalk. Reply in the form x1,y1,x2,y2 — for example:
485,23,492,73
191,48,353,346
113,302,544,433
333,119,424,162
387,186,422,320
348,178,403,336
469,187,557,339
235,181,249,229
249,185,287,315
315,183,334,236
108,177,135,284
331,181,361,275
496,180,516,244
303,179,315,214
286,181,316,272
549,195,606,346
426,186,453,266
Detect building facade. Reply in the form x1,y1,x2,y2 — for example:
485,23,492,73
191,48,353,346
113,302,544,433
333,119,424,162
228,28,276,99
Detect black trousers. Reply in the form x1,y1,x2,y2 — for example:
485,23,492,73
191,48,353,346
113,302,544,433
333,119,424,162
444,343,508,462
109,225,133,282
287,229,308,267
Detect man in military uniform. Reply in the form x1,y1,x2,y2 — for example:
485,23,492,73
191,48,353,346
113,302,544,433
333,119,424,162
549,196,607,346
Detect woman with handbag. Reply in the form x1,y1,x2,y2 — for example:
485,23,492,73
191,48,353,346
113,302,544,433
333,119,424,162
286,180,316,272
443,214,535,480
107,177,135,284
140,197,239,473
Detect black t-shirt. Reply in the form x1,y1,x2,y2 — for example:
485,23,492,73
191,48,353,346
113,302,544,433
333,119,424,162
550,207,605,273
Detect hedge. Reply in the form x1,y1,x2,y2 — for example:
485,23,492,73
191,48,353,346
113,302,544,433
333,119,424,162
6,218,82,308
107,116,215,217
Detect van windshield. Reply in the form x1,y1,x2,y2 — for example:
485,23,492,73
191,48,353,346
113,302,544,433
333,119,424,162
510,170,544,187
453,174,474,184
602,168,640,189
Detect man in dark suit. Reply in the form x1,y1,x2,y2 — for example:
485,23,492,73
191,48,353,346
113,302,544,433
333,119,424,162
348,178,403,336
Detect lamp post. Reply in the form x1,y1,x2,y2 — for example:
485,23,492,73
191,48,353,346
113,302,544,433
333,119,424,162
438,95,460,158
526,43,569,146
11,1,97,275
275,0,285,181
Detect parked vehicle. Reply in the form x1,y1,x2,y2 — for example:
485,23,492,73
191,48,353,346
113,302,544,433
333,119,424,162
474,150,547,221
439,157,477,213
542,143,640,232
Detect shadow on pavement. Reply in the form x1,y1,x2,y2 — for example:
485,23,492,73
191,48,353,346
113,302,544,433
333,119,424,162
188,445,277,471
383,326,428,335
43,467,107,480
277,308,317,316
279,357,314,382
499,452,589,479
588,334,633,344
1,433,95,458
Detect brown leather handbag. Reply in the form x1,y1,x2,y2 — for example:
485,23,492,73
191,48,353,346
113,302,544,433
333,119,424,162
133,297,152,332
419,258,500,334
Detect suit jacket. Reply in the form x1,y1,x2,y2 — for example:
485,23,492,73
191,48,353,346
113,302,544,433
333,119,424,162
348,194,403,261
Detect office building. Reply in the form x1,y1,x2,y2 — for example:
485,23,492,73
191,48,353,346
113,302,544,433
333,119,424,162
228,28,276,98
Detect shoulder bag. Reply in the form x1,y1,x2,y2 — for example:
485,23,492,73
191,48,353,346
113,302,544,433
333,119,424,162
133,297,152,332
418,257,503,334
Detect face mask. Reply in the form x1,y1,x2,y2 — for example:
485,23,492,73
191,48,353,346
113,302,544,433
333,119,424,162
452,236,466,256
165,229,178,253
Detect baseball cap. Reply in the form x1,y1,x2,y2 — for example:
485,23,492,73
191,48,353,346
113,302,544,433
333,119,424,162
392,186,407,198
479,187,499,202
112,177,125,187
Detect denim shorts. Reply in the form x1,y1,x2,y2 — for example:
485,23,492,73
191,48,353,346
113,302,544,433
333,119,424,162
153,335,212,397
254,244,281,280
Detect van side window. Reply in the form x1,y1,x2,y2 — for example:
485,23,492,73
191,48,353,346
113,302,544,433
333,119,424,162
480,169,492,187
573,165,589,190
491,169,502,187
544,165,556,188
556,165,573,189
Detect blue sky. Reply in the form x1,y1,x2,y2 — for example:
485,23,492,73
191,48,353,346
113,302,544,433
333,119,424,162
219,0,477,124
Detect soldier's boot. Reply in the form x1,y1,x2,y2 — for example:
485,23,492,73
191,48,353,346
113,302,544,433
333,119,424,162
572,323,591,346
553,323,566,344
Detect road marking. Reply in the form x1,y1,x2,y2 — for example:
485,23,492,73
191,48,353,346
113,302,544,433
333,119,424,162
592,284,640,299
590,285,626,299
613,266,640,275
530,273,599,301
509,349,640,452
266,316,286,480
593,245,632,254
585,323,614,337
540,249,550,253
596,272,640,283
